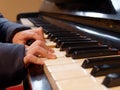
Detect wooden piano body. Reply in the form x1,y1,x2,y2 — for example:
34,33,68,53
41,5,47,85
17,0,120,90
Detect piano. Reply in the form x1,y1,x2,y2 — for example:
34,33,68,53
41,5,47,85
17,0,120,90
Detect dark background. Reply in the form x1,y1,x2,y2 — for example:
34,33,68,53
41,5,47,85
47,0,116,14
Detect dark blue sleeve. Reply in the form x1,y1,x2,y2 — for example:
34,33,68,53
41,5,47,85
0,43,27,88
0,13,28,88
0,13,30,42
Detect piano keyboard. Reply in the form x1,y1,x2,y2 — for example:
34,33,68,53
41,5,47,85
20,17,120,90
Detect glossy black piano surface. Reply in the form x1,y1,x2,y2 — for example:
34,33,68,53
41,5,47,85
17,0,120,89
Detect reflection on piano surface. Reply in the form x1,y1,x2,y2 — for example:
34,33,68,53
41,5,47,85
17,0,120,90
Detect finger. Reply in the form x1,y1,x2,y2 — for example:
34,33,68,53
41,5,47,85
47,48,54,53
32,32,45,41
22,31,44,42
14,40,26,44
30,40,54,53
39,42,54,53
28,46,56,59
35,46,56,59
33,27,45,41
34,27,44,35
24,54,45,65
31,57,46,65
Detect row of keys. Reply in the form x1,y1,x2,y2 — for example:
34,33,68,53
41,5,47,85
42,21,120,88
26,16,120,89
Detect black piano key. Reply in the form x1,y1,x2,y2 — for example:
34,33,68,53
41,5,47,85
102,73,120,87
72,48,118,59
54,36,87,42
48,33,79,40
56,38,91,48
91,64,120,77
56,38,91,44
82,55,120,68
45,29,68,34
44,26,68,34
66,45,108,57
26,39,35,46
60,40,98,51
47,31,71,38
50,34,81,41
53,36,86,42
46,29,69,32
28,17,49,27
48,31,76,35
47,30,71,35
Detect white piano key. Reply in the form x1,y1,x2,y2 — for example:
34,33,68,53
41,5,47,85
20,18,35,27
51,69,89,81
46,41,56,48
45,63,82,73
55,76,108,90
44,59,73,66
